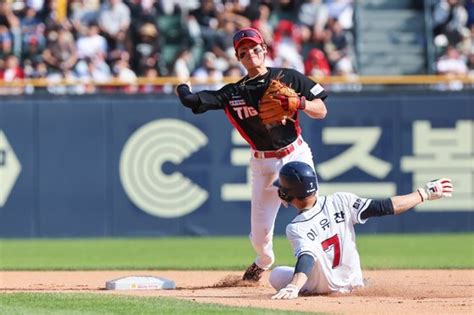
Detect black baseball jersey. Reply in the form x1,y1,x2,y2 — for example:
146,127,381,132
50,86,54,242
194,67,328,151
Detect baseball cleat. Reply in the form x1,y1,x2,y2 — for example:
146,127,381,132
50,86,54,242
242,262,265,282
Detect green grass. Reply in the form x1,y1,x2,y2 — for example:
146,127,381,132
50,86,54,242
0,234,472,315
0,234,473,270
0,293,317,315
357,233,474,269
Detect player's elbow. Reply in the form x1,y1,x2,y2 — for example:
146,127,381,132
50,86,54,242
309,107,327,119
307,99,327,119
317,107,327,119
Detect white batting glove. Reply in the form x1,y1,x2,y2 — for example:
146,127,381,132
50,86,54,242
417,178,453,201
271,284,299,300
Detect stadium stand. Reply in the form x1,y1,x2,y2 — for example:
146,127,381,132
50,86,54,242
0,0,472,94
356,0,426,75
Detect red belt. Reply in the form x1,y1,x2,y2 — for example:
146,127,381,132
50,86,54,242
253,138,303,159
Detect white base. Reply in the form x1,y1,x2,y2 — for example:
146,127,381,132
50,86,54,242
106,276,176,290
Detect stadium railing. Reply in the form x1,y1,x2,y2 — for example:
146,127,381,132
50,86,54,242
0,75,473,94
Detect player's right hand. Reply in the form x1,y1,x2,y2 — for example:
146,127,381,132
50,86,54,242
417,178,453,201
175,81,192,96
271,284,299,299
182,80,192,91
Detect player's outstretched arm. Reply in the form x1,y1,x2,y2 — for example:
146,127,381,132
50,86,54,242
175,81,223,113
176,81,199,109
392,178,453,215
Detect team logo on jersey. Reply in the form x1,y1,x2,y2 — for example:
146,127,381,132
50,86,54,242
352,198,362,209
228,96,258,120
232,105,258,120
229,99,246,107
310,83,324,96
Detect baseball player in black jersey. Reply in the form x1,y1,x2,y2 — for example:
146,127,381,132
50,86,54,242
176,27,328,281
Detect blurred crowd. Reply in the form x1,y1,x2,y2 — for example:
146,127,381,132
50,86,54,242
1,0,472,95
432,0,474,78
0,0,356,93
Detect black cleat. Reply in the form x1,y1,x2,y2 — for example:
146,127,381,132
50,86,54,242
242,262,265,282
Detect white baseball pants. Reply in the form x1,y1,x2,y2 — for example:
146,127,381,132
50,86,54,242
249,137,315,269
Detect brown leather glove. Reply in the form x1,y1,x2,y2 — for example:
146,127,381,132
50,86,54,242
259,79,305,125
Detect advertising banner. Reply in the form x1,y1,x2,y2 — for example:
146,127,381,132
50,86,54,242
0,92,472,237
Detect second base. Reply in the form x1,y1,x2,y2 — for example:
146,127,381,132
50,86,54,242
106,276,176,290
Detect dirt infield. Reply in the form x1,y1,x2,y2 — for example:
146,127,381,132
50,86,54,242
1,270,473,314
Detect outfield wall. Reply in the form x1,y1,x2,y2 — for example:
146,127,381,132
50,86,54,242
0,92,472,237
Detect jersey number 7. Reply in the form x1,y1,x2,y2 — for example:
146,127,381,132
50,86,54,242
321,234,341,268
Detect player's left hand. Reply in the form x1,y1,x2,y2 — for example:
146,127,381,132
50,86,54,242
259,79,303,125
418,178,453,201
271,284,299,299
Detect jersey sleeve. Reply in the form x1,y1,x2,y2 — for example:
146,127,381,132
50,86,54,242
286,224,317,259
287,68,328,102
194,84,234,113
333,192,372,225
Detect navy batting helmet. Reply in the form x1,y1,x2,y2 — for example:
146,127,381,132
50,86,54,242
273,161,318,203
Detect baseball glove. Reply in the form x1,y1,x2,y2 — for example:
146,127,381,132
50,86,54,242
259,79,305,125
